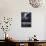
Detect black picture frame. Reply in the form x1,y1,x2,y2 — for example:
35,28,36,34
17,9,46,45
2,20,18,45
21,12,32,27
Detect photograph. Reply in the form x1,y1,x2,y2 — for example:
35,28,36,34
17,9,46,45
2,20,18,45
21,12,31,27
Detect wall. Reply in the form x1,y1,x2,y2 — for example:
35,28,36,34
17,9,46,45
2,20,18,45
0,0,46,40
44,15,46,40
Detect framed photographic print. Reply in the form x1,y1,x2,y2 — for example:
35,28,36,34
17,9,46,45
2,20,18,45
21,12,32,27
